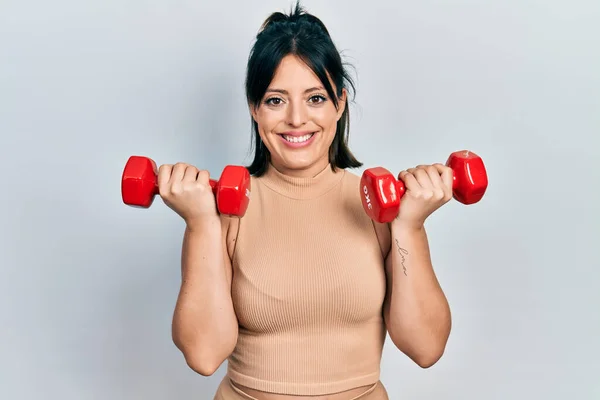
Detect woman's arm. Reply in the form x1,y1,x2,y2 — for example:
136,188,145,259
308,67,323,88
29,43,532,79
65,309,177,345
380,163,455,367
383,221,451,368
171,216,239,376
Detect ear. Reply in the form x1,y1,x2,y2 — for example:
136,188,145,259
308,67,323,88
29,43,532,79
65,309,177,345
249,103,258,121
336,88,347,121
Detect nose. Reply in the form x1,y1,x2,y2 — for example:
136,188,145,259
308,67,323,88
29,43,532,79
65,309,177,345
286,101,307,128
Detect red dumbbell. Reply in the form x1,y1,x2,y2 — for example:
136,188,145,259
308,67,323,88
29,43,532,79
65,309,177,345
121,155,251,217
360,150,488,223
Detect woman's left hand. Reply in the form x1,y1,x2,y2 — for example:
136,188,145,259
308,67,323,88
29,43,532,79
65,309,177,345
394,163,454,229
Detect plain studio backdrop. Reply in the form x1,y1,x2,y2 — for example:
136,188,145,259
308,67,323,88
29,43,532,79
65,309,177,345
1,0,599,399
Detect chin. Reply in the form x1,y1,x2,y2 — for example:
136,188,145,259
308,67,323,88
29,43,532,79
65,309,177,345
280,156,315,170
279,154,330,174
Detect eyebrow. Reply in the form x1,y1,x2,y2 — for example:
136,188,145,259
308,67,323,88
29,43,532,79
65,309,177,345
265,86,325,95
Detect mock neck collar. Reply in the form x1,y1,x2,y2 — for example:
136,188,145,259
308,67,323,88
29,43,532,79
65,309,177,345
259,163,345,200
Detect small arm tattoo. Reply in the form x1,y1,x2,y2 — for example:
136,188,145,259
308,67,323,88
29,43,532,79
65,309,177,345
394,239,408,276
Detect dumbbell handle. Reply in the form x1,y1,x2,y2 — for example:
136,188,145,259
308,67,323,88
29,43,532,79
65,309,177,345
134,176,221,208
147,177,219,196
392,168,464,196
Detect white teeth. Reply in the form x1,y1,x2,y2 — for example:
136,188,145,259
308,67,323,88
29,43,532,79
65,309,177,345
283,133,314,143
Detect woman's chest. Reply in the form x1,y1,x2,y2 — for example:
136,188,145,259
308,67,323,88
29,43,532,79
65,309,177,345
230,196,387,332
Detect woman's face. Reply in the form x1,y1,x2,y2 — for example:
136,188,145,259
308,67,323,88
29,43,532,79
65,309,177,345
251,54,346,177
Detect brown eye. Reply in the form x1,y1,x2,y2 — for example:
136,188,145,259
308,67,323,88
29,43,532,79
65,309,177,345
265,97,283,106
309,95,327,104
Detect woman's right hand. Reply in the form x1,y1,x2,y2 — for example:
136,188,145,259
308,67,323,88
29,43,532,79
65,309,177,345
157,162,219,227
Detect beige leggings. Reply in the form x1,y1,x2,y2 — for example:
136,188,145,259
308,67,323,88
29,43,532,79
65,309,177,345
213,377,389,400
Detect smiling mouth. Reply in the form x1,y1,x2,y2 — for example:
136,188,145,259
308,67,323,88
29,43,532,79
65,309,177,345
281,132,315,143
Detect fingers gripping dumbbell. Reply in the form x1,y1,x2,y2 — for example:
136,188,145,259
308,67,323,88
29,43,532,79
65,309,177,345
121,155,251,217
360,150,488,223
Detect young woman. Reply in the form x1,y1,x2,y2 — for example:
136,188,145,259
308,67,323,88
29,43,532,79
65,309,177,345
158,3,453,399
